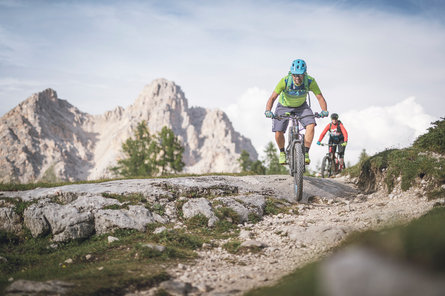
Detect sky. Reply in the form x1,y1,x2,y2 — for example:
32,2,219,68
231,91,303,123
1,0,445,172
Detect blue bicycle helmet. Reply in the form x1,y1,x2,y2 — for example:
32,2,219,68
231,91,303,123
290,59,307,75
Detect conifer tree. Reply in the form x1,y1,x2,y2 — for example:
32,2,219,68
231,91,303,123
263,142,287,174
112,121,158,177
238,150,266,174
156,126,185,175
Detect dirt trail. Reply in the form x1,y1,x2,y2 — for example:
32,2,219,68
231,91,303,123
129,175,436,296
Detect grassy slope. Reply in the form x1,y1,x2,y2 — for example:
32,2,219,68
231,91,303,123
245,118,445,296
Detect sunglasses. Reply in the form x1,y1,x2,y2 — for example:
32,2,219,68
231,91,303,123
292,74,304,79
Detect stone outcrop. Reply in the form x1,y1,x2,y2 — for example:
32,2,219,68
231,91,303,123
0,175,358,243
0,79,258,183
0,176,276,242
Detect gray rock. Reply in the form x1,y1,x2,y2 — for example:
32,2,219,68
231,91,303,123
141,243,166,252
158,280,197,296
95,205,156,234
287,225,347,245
0,207,22,234
239,229,253,240
6,279,74,295
215,198,250,223
238,194,266,215
108,236,119,243
71,194,121,211
302,176,358,202
182,198,219,227
154,226,167,234
43,203,95,242
216,195,265,223
240,240,268,248
23,202,50,237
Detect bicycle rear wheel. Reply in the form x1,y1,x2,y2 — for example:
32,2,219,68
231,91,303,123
293,142,304,201
329,158,336,176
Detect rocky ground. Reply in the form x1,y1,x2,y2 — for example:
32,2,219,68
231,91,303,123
1,174,440,296
126,175,438,296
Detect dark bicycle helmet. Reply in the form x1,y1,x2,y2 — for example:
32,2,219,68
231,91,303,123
290,59,307,75
331,113,339,120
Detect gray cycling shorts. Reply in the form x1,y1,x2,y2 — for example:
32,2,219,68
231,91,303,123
272,102,316,133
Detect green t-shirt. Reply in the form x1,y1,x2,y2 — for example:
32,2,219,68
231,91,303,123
274,74,321,107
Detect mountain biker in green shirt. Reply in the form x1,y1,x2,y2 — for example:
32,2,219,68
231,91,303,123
265,59,328,165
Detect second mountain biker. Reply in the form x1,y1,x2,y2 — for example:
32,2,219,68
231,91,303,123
317,113,349,170
264,59,329,165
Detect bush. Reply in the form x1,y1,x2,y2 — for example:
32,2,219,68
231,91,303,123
413,117,445,154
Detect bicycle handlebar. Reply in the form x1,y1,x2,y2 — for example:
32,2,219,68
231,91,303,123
273,112,321,121
319,143,342,147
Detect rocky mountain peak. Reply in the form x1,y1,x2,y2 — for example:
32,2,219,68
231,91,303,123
132,78,188,112
0,79,258,183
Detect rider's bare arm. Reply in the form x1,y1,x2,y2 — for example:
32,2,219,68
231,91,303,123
315,93,327,111
265,91,279,111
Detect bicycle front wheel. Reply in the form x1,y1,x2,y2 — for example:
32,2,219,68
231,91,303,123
321,156,330,178
293,142,305,202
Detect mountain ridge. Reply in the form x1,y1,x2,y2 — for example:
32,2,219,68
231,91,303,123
0,78,258,183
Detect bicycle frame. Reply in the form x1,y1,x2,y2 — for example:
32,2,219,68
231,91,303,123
319,143,342,177
273,112,320,201
286,116,304,173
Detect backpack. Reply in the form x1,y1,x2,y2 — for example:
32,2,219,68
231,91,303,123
284,73,313,107
329,120,344,142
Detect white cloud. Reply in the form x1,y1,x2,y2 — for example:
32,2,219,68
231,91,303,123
1,1,445,118
224,87,272,157
226,91,436,173
332,97,436,169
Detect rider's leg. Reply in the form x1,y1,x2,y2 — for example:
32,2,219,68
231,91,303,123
303,123,315,165
338,145,346,169
275,131,285,150
304,123,315,149
275,131,287,164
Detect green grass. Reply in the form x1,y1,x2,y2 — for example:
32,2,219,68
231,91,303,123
222,240,242,254
0,226,202,295
263,198,290,216
244,206,445,296
102,192,147,204
350,147,445,193
0,207,246,296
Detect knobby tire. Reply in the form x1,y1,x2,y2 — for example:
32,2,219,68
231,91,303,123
293,142,304,202
321,156,330,178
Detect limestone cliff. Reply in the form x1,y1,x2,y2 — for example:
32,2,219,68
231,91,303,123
0,79,258,183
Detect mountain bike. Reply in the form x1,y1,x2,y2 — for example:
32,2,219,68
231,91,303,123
273,112,321,201
319,143,344,178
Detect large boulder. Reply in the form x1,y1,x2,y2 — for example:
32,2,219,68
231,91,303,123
94,205,157,234
0,207,22,234
182,198,219,227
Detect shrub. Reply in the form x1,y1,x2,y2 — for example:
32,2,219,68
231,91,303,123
413,117,445,154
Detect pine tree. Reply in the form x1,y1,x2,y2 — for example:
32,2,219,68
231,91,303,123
238,150,252,173
263,142,287,174
112,121,158,177
238,150,266,174
156,126,185,175
251,160,266,175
